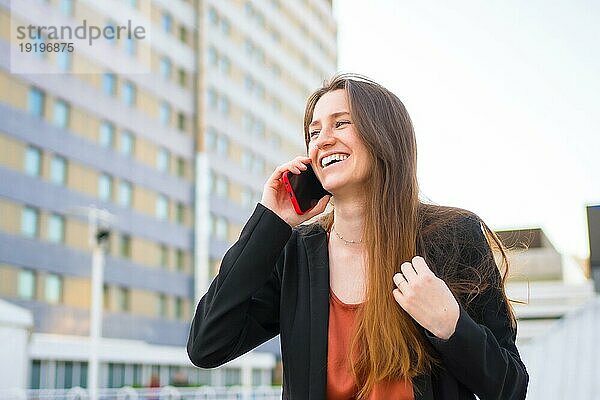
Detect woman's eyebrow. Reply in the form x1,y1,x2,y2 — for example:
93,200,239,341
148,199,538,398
309,111,351,127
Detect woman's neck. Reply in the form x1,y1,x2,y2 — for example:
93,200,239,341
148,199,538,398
331,196,366,245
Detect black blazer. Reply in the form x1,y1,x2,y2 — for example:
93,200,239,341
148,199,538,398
187,204,528,399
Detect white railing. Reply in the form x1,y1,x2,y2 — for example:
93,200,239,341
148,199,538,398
0,386,283,400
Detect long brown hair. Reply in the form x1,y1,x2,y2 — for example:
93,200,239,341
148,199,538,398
303,74,515,398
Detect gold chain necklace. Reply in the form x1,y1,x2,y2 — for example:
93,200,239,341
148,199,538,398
332,225,364,245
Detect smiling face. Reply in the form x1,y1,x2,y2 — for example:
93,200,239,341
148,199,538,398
307,89,372,196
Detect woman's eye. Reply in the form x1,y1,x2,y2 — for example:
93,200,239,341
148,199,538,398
335,120,350,128
309,130,320,139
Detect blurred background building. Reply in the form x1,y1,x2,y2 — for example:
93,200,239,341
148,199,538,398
0,0,337,391
501,228,594,346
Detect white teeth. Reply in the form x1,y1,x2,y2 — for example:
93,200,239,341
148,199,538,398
321,153,349,168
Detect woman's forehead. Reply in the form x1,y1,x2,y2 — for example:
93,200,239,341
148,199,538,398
311,90,349,122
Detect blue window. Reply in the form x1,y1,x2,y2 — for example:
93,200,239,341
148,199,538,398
214,175,229,197
219,56,230,74
157,148,170,172
207,47,217,66
159,102,171,125
161,12,172,33
118,181,132,207
156,195,168,220
45,273,62,303
160,57,171,79
99,122,114,148
125,37,136,56
50,155,67,185
207,89,217,108
205,128,216,150
122,81,136,106
60,0,73,16
216,135,229,156
103,73,116,96
33,34,45,60
207,7,218,25
254,119,265,137
106,20,117,46
120,131,134,157
21,207,39,238
218,96,230,115
28,88,45,117
221,18,231,35
53,100,70,128
24,146,41,176
48,214,65,243
98,174,113,201
18,270,36,299
57,52,71,71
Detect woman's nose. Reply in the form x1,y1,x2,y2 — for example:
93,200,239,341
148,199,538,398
314,126,335,149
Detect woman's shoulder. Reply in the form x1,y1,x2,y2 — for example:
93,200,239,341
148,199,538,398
419,203,484,239
418,203,493,274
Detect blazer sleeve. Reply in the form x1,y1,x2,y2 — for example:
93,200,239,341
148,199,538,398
187,203,292,368
425,218,529,400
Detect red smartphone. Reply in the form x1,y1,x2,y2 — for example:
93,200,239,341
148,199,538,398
282,164,331,215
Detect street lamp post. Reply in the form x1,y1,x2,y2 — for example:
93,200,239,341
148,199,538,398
70,206,114,400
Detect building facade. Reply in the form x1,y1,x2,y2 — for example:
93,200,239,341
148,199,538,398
0,0,337,390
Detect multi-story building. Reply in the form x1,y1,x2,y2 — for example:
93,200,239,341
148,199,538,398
0,0,337,391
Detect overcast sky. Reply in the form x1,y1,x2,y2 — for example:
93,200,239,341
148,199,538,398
334,0,600,259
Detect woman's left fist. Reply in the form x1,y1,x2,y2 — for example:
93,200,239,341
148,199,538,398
392,256,460,340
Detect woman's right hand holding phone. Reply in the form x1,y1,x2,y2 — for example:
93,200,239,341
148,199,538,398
260,156,331,227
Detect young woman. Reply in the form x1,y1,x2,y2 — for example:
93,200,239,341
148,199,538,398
187,74,528,399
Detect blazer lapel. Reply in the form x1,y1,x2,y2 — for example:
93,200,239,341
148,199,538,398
302,230,330,400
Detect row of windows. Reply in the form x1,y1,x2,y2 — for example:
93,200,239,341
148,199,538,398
204,90,280,169
14,268,187,319
114,0,193,47
28,86,189,178
205,127,277,177
28,88,69,127
238,1,334,84
207,6,231,36
207,45,231,74
158,56,189,88
207,170,261,210
103,285,187,319
17,206,189,269
31,22,190,88
206,40,287,121
22,145,188,223
27,78,187,136
30,360,270,390
24,146,67,184
21,207,65,243
159,8,192,45
98,172,187,223
17,269,62,303
99,121,188,177
100,74,189,131
54,0,192,49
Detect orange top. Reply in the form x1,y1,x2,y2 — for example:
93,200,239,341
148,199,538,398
326,289,414,400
